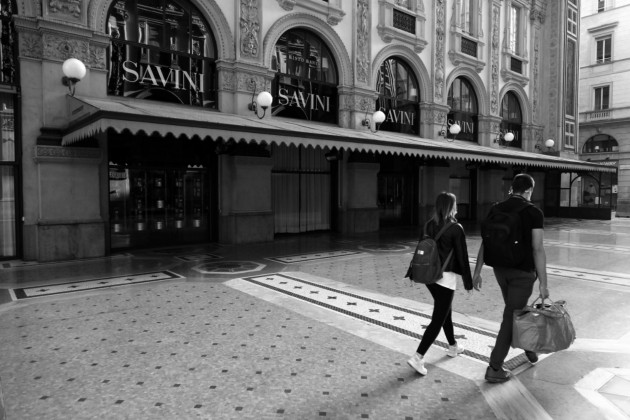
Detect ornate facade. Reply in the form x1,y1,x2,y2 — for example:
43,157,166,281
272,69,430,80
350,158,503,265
0,0,615,261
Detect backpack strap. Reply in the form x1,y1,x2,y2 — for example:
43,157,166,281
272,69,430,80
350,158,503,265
425,221,455,273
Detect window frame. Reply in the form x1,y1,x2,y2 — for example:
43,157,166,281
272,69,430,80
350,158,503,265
595,35,612,64
448,0,485,71
594,84,611,111
376,0,428,53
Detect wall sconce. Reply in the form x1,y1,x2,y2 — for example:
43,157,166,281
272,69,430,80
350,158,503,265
61,58,86,96
247,81,273,119
494,131,515,148
438,122,461,142
535,138,556,152
362,110,386,133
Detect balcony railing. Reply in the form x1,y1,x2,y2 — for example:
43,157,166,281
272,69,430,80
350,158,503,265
586,109,613,121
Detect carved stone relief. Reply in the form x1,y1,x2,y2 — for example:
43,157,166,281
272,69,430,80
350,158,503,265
220,71,236,91
43,34,89,62
240,0,260,58
434,0,446,101
490,5,500,115
45,0,84,25
277,0,295,10
20,31,43,59
88,45,106,70
532,32,539,122
237,74,268,93
356,0,370,84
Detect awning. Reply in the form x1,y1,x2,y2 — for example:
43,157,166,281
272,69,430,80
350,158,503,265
63,96,616,173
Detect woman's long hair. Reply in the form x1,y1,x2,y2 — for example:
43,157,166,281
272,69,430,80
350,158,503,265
429,192,458,226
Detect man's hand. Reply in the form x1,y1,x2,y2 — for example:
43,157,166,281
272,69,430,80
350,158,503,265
472,273,482,291
539,283,549,300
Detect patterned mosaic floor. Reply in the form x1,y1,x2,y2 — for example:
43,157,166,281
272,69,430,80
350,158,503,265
242,272,528,371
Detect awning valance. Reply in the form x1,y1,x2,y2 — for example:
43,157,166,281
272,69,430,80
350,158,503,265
62,96,616,173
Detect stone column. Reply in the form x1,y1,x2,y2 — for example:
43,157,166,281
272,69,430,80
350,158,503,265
477,168,508,219
339,161,379,233
418,166,451,222
479,115,502,148
218,155,274,243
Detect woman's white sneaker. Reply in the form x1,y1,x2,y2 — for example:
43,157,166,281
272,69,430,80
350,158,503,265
446,343,464,358
407,353,427,375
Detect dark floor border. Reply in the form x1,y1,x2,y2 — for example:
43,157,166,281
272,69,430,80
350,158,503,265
11,270,183,300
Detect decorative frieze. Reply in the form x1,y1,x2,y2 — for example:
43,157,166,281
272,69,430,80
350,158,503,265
43,33,89,62
220,71,236,91
434,0,446,101
240,0,260,59
88,44,106,70
490,5,500,115
532,32,540,122
48,0,81,18
355,0,370,85
19,31,43,59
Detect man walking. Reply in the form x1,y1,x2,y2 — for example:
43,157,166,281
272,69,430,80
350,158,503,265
473,173,550,383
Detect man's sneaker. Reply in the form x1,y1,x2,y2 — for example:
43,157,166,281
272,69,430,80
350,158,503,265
485,366,512,383
446,343,464,358
525,351,539,364
407,353,427,375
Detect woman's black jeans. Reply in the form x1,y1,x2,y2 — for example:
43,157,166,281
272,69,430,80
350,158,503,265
416,283,456,355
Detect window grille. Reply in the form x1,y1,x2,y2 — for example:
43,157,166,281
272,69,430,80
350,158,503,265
460,37,477,57
510,57,522,74
393,9,415,34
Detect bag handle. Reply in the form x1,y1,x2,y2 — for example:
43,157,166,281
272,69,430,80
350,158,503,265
527,296,567,318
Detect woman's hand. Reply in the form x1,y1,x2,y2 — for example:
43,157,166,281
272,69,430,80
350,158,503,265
472,273,482,291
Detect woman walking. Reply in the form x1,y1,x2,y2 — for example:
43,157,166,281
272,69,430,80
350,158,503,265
407,192,477,375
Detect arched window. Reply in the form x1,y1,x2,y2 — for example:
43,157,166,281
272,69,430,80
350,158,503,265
500,91,523,148
107,0,218,108
582,134,618,153
375,57,419,134
271,29,338,123
447,77,478,142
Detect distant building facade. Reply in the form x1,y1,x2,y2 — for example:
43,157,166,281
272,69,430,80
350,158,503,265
579,0,629,216
0,0,614,262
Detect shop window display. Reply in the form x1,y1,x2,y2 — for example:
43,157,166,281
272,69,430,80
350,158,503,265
447,77,478,142
271,29,338,123
375,57,420,134
108,135,212,250
110,167,207,249
499,91,523,148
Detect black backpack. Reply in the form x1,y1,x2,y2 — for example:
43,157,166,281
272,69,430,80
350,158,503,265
481,200,533,268
405,222,454,284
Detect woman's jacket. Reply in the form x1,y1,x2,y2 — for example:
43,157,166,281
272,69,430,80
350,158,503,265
425,221,473,290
